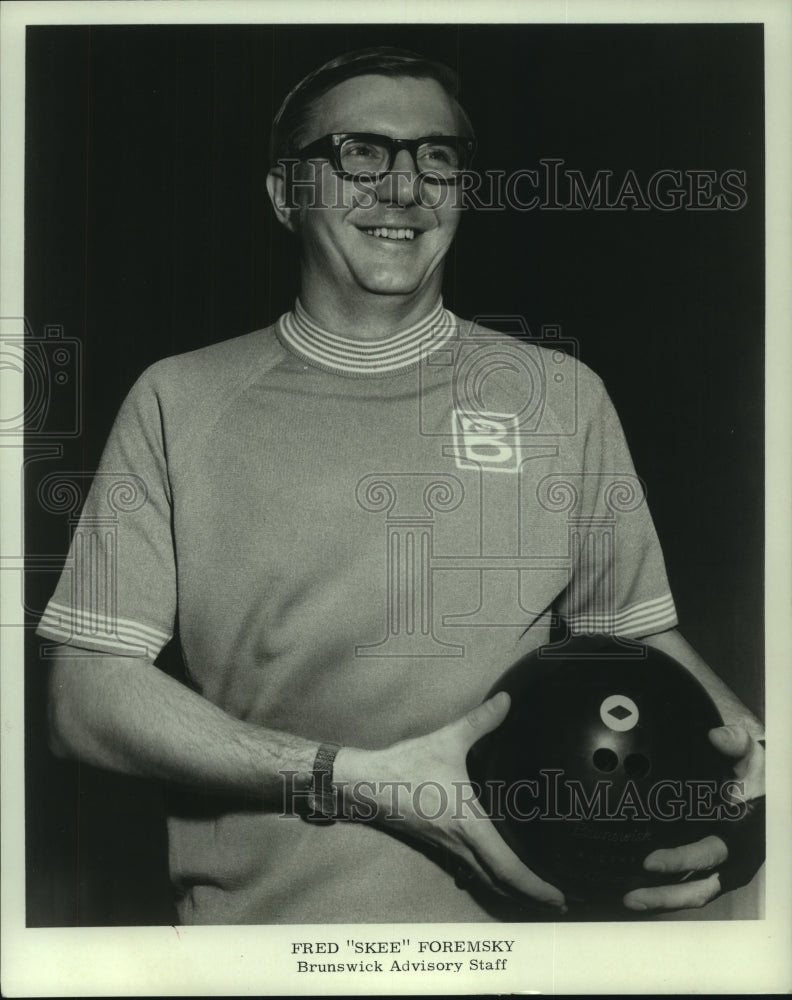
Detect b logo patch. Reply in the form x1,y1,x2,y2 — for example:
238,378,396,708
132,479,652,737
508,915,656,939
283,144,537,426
451,410,521,473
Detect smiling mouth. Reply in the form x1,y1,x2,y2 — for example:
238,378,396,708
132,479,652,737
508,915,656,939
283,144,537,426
360,227,416,241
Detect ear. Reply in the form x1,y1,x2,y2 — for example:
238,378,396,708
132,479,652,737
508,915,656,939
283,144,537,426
266,167,300,233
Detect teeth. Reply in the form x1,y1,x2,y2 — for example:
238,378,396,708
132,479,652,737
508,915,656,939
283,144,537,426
365,227,415,240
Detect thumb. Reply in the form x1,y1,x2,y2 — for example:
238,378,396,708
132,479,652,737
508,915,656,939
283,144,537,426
458,691,511,748
708,724,752,761
709,725,765,789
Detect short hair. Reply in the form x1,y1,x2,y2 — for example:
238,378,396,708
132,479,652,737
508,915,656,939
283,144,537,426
269,46,474,166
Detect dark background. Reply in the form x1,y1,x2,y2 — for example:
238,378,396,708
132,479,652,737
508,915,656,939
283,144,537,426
24,23,764,926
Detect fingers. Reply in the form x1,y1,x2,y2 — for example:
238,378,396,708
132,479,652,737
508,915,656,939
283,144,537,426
733,736,765,792
454,852,562,908
623,872,721,912
708,724,752,760
643,834,728,874
708,725,765,792
462,820,567,911
452,851,511,898
418,691,510,756
631,835,728,912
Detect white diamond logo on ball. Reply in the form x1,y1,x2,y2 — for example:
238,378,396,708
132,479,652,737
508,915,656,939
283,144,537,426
600,694,639,732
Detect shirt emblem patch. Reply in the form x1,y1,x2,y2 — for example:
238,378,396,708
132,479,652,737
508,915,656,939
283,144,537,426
451,410,521,473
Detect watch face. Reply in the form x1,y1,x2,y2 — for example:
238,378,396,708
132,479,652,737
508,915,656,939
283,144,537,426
306,744,342,822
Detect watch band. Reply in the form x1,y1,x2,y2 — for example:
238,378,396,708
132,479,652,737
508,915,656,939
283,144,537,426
307,741,342,821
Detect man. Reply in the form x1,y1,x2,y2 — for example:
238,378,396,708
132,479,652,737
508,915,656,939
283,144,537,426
38,48,765,924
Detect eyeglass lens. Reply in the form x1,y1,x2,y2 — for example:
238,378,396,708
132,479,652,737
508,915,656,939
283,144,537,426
339,137,463,177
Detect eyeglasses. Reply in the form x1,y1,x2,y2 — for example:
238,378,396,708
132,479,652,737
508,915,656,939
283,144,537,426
293,132,477,184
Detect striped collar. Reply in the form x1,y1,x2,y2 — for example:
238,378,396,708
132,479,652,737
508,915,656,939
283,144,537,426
276,299,457,377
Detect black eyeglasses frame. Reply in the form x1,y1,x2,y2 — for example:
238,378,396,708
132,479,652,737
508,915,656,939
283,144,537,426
293,132,477,185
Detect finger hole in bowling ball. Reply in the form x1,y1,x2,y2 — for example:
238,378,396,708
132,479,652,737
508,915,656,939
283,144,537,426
592,747,618,772
624,752,651,778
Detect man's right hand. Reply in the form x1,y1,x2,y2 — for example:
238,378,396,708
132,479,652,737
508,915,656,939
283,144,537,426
335,692,567,912
49,650,565,912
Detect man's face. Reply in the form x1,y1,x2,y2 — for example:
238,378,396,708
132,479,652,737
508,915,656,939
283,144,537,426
277,74,466,308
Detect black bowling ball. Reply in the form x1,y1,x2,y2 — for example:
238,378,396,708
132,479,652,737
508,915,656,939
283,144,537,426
467,636,733,904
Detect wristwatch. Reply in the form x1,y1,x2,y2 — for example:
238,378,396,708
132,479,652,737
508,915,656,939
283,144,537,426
300,742,342,822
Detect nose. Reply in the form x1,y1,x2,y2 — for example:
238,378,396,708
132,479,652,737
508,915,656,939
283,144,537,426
375,147,421,206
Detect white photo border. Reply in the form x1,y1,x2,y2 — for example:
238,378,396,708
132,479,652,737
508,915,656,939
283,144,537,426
1,0,790,995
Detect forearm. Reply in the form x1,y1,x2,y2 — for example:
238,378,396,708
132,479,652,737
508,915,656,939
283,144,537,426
48,650,317,803
640,628,764,738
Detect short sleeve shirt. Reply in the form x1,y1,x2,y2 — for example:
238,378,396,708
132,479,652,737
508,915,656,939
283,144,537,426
37,311,678,924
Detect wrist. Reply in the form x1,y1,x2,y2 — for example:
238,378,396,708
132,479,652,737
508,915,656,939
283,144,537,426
292,741,343,822
335,745,394,824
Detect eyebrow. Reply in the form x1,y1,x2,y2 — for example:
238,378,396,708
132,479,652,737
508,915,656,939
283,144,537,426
338,130,466,138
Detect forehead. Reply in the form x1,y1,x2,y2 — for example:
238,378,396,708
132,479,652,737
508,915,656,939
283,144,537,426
305,74,461,141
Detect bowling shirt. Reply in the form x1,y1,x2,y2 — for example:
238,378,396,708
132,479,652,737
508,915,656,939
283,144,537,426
37,301,678,924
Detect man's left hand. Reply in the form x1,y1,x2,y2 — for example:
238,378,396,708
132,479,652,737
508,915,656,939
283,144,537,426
622,725,765,912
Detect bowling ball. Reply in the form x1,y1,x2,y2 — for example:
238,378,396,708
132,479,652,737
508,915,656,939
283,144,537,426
466,636,734,904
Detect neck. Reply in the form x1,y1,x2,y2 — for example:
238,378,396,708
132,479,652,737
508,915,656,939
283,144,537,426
298,280,443,341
